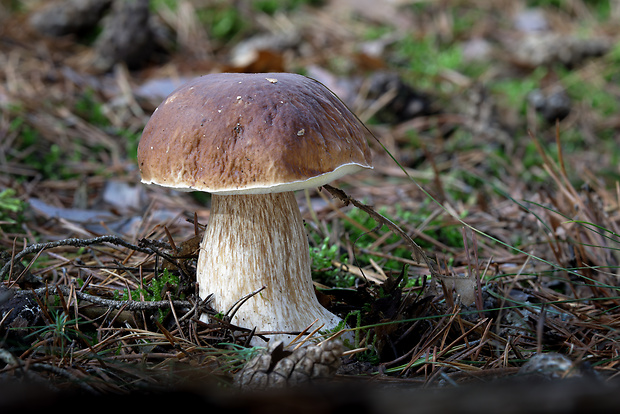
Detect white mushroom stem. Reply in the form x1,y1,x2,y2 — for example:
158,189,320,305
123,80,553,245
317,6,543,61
198,192,343,345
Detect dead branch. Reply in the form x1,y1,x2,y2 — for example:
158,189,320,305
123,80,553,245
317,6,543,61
12,284,195,312
0,235,153,279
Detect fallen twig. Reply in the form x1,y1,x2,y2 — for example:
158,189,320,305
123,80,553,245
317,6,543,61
0,235,152,279
14,284,195,312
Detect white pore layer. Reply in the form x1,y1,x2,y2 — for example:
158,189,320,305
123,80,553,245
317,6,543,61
141,162,371,194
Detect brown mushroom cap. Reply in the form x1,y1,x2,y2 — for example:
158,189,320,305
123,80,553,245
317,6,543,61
137,72,372,194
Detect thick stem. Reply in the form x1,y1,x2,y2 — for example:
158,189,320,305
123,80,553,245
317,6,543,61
198,192,342,344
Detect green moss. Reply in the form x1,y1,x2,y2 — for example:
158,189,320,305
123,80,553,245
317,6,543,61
116,268,181,320
0,189,26,232
117,268,180,303
310,237,355,287
394,36,464,91
74,89,109,127
252,0,325,15
195,3,248,42
491,68,545,114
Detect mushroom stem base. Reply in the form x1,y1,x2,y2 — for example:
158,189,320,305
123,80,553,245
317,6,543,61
198,192,343,346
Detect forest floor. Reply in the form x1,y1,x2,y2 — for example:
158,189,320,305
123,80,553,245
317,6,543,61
2,0,620,411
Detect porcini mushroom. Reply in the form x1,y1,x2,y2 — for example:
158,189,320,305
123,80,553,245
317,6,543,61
137,72,372,345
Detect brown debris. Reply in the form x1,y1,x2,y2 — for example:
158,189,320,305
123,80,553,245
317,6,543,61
29,0,112,37
91,0,156,71
2,0,620,398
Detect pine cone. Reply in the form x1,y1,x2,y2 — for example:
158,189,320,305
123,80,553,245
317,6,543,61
234,340,344,389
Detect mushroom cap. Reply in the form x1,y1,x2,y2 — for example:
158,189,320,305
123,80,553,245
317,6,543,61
137,72,372,194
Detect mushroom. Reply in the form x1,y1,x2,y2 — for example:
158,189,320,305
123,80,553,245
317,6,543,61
137,72,372,345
